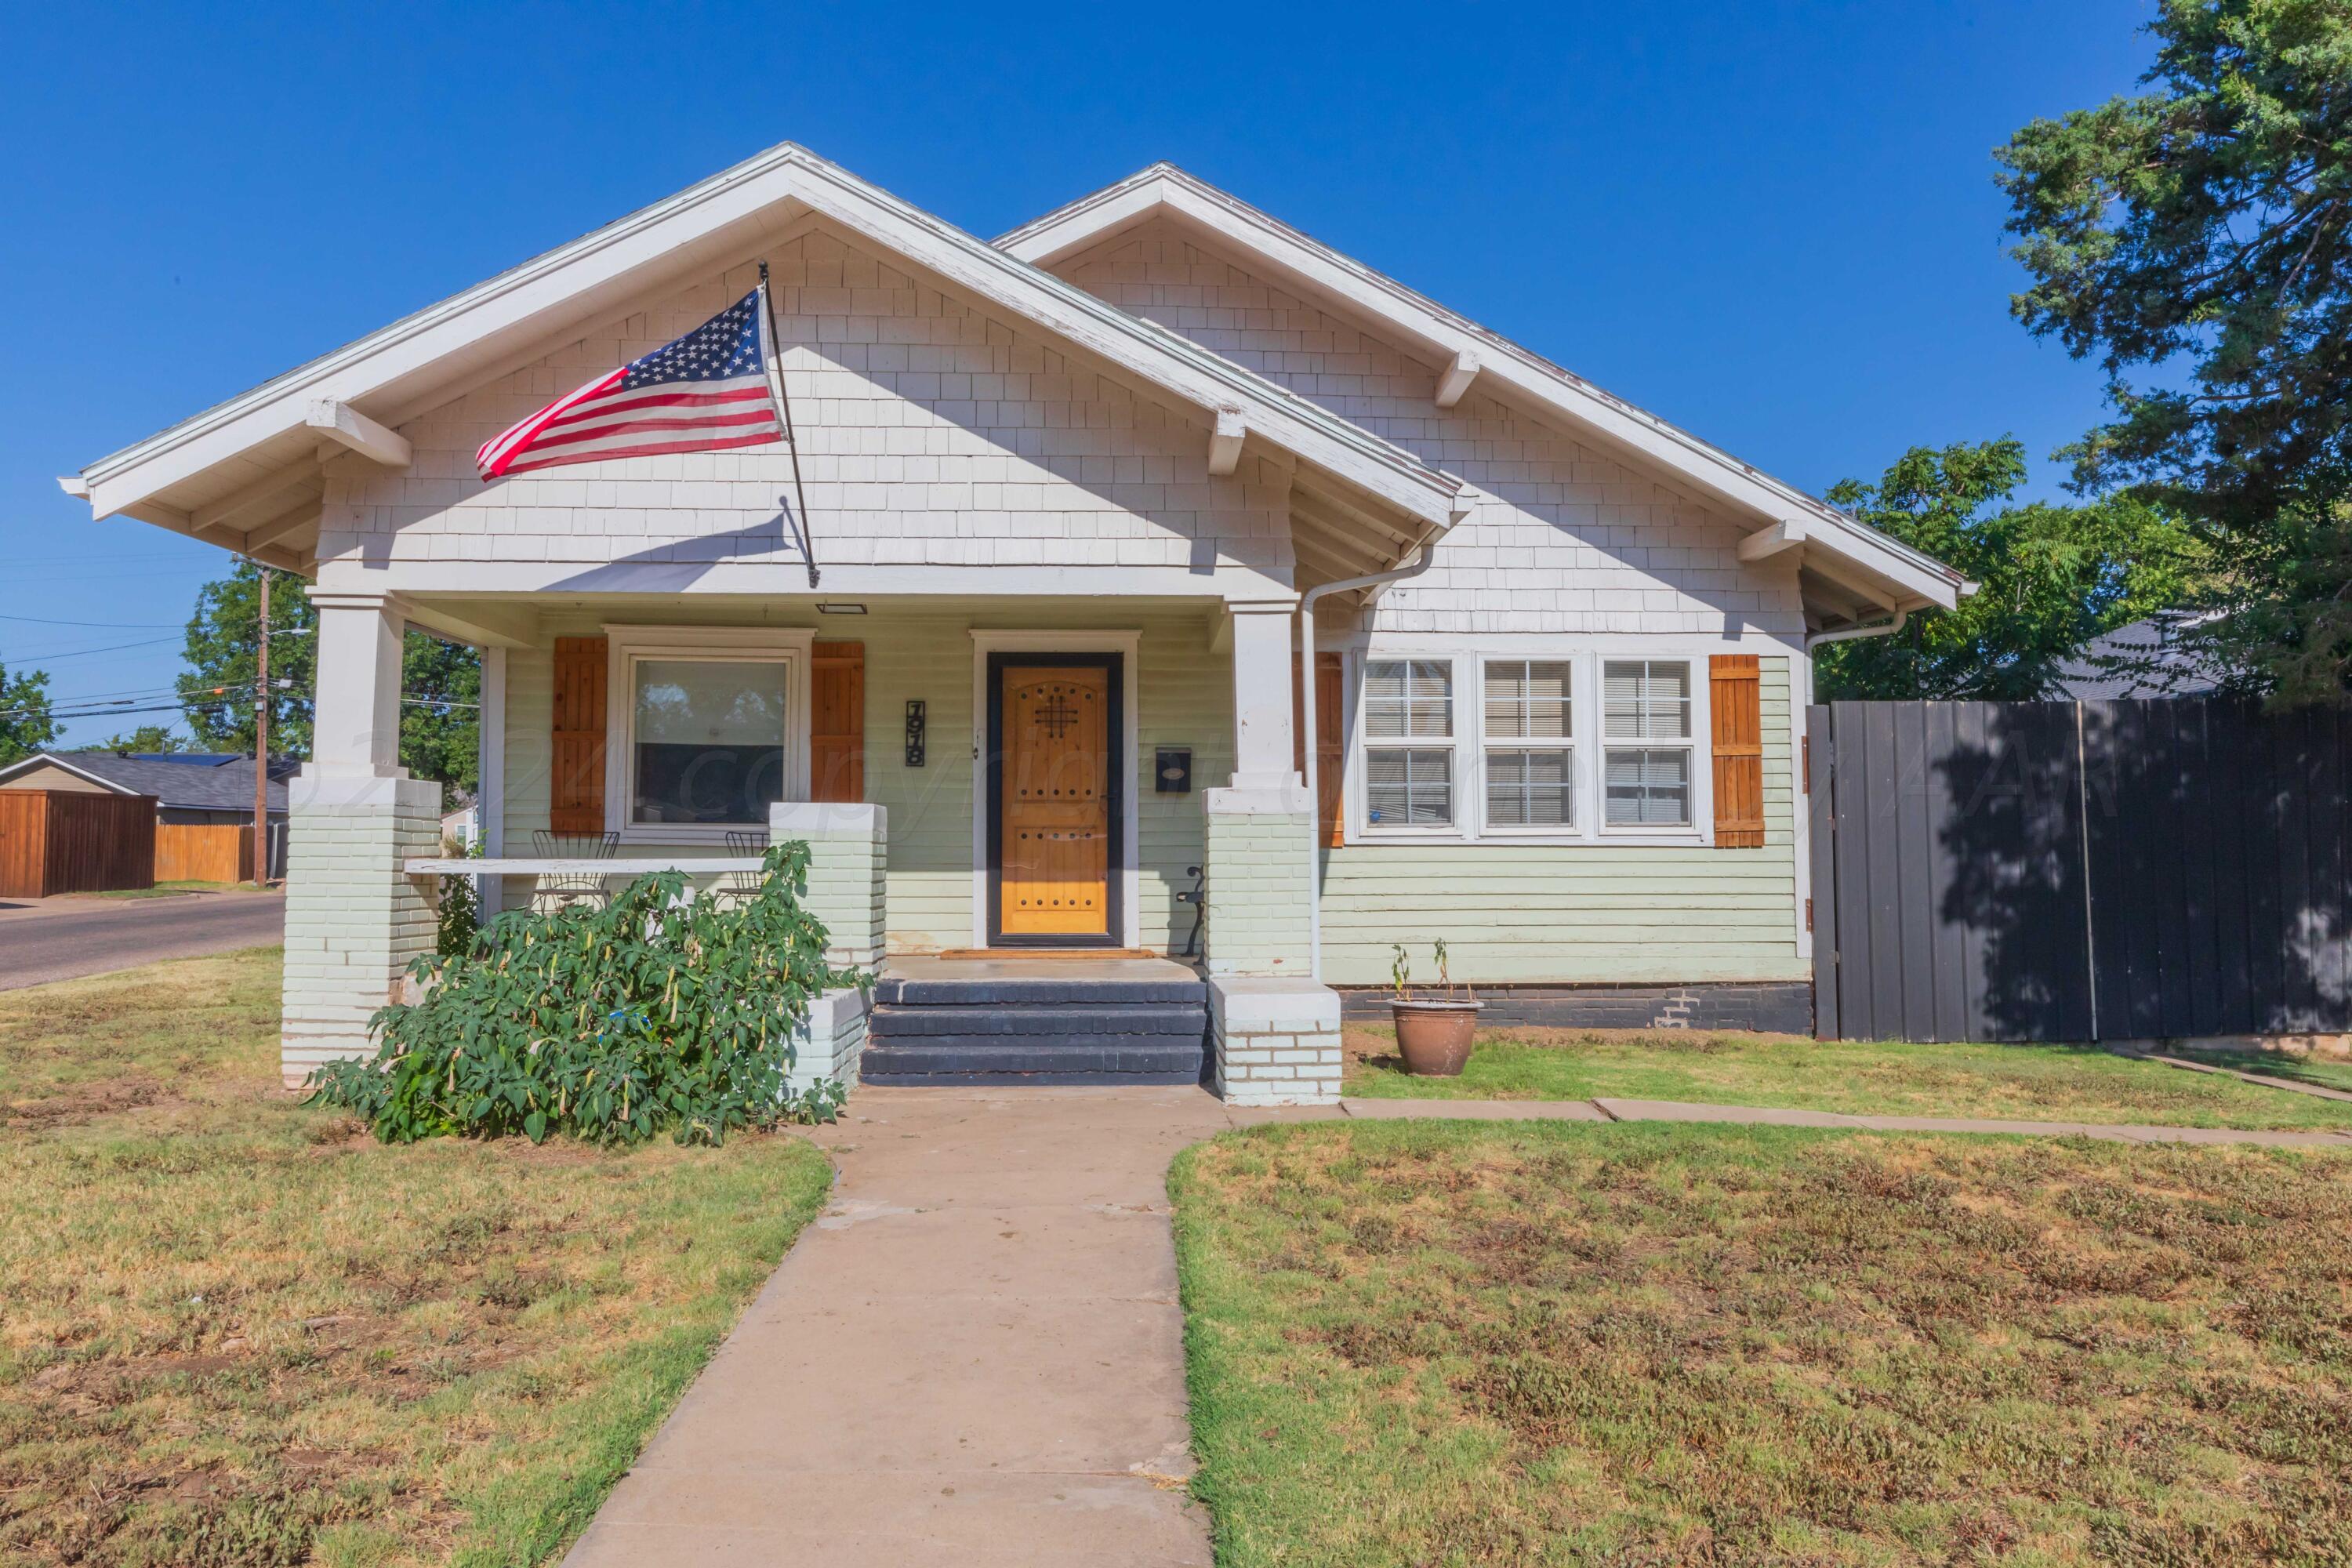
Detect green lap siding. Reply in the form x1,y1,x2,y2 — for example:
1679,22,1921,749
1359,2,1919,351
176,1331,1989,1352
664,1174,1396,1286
1317,656,1806,986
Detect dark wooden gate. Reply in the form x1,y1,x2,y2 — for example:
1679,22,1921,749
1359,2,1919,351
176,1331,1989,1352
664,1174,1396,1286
1809,699,2352,1042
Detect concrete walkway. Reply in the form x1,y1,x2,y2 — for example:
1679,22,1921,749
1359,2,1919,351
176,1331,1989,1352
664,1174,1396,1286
565,1083,2349,1566
564,1085,1334,1568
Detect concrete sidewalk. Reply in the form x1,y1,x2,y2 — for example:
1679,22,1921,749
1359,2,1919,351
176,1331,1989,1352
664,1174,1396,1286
564,1085,1334,1568
565,1083,2348,1566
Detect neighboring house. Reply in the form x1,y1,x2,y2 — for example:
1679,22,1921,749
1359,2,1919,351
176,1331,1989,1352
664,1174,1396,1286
60,145,1967,1098
0,750,295,826
0,750,295,883
2049,612,2224,700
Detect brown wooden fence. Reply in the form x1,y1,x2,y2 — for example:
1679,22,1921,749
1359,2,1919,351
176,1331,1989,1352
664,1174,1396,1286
0,790,157,898
155,822,253,883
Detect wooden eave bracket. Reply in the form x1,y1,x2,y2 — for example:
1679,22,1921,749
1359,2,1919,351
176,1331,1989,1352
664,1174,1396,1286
1737,517,1807,563
305,399,412,469
1207,406,1247,477
1433,350,1480,410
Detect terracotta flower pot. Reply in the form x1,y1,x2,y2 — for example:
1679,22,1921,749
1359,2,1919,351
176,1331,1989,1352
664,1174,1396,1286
1390,999,1482,1076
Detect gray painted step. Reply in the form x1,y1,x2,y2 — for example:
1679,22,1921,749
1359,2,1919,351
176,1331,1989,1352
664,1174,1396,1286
869,1004,1207,1039
862,1037,1207,1082
873,975,1206,1007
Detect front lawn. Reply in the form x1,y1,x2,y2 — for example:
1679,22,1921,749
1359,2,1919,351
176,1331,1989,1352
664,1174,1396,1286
1344,1022,2352,1130
1173,1120,2352,1566
0,947,833,1567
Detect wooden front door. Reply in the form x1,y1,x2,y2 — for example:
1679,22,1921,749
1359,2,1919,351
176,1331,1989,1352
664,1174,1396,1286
991,655,1120,944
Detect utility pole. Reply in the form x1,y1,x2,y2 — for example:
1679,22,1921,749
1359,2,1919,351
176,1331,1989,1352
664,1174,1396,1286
253,563,269,885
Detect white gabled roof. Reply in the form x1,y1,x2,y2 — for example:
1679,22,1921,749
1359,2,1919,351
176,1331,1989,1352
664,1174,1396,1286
74,143,1466,557
999,163,1967,616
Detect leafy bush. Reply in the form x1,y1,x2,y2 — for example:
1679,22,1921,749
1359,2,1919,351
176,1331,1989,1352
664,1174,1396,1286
310,843,864,1145
436,832,481,958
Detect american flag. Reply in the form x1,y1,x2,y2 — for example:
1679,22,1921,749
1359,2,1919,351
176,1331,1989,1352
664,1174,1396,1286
475,288,786,480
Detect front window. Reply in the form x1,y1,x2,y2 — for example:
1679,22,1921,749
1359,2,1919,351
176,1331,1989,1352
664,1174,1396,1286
630,658,791,826
1602,660,1693,828
1363,659,1454,828
1483,659,1573,829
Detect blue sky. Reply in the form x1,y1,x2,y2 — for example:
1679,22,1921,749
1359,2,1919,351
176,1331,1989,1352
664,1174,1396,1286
2,1,2154,746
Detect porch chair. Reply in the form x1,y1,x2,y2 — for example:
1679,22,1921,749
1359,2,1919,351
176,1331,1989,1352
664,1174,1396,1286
718,829,769,909
530,829,619,915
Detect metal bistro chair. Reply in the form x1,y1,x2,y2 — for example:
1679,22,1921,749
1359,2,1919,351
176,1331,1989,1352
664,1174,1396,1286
531,829,619,915
719,829,769,910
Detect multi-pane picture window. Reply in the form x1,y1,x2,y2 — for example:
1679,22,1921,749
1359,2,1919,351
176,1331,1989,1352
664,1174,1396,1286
1363,659,1454,827
1483,659,1573,829
1602,660,1693,827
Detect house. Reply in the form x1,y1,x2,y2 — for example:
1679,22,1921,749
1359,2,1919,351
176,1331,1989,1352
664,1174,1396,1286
0,750,295,880
2049,612,2224,700
60,145,1967,1100
0,750,296,826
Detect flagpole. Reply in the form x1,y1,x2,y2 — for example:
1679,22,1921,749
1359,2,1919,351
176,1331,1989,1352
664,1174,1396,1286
757,263,820,590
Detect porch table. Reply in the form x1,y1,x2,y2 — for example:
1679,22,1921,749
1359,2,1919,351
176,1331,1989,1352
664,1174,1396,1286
402,858,768,876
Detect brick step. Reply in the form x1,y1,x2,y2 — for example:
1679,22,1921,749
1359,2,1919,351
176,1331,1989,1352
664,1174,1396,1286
861,1036,1207,1085
869,1004,1207,1040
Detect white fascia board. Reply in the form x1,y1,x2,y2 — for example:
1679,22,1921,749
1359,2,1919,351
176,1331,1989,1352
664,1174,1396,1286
1000,166,1966,612
80,145,1461,536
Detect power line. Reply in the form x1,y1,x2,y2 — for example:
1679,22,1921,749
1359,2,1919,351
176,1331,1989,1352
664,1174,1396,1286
0,635,185,663
0,613,183,630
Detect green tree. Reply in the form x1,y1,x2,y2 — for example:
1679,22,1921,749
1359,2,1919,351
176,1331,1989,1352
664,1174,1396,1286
1815,439,2201,701
177,561,479,793
96,724,191,753
1997,0,2352,701
0,659,60,764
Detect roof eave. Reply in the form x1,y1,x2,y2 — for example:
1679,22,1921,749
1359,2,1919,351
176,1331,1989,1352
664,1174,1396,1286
1000,165,1966,610
78,145,1463,537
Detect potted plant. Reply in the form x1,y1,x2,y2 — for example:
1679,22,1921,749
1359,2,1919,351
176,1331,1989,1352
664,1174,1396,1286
1388,939,1481,1076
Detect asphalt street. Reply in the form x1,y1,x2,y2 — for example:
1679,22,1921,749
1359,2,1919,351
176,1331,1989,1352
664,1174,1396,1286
0,891,286,991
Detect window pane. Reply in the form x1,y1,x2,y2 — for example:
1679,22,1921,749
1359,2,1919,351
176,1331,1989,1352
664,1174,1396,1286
1366,748,1453,826
1365,659,1452,739
1486,746,1573,828
1485,659,1570,739
632,659,789,825
1603,660,1690,739
1604,747,1692,827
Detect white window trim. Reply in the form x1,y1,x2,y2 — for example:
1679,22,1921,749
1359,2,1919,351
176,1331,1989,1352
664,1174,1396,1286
1339,642,1722,848
1477,655,1579,838
602,624,815,844
1597,656,1701,840
1355,654,1464,839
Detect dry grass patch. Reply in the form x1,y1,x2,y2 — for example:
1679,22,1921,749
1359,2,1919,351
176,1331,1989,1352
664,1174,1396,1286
0,947,832,1567
1173,1120,2352,1566
1343,1022,2352,1130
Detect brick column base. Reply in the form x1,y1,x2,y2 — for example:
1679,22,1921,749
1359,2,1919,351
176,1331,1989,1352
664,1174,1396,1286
280,771,443,1087
1201,786,1313,980
1210,977,1342,1105
769,802,884,1088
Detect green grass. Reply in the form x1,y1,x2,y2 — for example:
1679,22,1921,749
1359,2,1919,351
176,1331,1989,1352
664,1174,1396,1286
1173,1119,2352,1566
0,947,833,1566
2170,1047,2352,1097
1344,1022,2352,1130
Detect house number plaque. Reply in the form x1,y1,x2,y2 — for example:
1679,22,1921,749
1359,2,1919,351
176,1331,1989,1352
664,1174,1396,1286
904,700,927,768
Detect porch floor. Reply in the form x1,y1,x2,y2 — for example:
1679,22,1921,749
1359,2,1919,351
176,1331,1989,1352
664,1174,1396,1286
882,954,1200,985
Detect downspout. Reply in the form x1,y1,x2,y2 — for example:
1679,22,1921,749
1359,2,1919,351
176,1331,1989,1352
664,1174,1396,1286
1298,522,1455,982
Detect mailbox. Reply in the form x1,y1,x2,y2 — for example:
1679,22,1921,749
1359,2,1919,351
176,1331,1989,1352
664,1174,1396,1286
1155,747,1192,793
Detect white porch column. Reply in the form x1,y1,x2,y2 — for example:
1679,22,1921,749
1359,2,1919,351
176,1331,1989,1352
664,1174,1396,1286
1201,597,1339,1104
280,591,442,1087
769,801,886,1086
1225,600,1298,792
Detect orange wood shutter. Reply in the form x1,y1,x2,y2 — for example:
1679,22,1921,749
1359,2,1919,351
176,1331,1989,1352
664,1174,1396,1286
1710,653,1765,848
549,636,607,833
1291,651,1345,848
811,641,866,803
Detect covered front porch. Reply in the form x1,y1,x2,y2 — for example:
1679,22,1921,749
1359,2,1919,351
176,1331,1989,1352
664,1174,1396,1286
289,589,1341,1102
